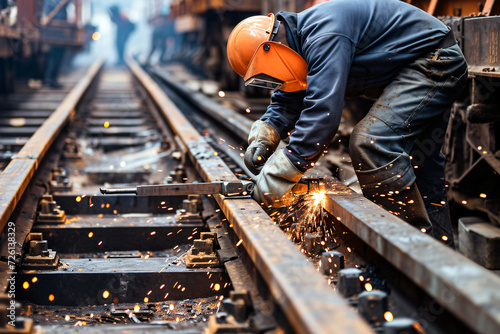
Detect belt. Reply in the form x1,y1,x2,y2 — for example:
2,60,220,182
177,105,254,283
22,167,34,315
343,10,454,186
435,29,457,49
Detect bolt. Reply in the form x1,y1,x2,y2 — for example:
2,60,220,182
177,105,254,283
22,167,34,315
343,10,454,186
193,239,213,254
221,290,252,323
320,251,344,276
358,290,389,324
337,268,363,297
29,240,49,257
263,43,271,51
302,233,323,256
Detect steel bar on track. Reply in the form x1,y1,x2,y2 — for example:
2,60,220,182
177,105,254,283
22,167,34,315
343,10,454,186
127,57,373,334
0,58,105,231
323,182,500,334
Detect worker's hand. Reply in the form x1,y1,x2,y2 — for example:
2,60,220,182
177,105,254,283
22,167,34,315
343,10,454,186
245,120,280,175
253,148,303,207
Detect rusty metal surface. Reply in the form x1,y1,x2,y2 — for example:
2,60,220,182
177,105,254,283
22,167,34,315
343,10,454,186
16,258,229,305
462,16,500,69
0,159,37,231
33,218,205,253
322,181,500,334
0,58,104,232
128,57,373,334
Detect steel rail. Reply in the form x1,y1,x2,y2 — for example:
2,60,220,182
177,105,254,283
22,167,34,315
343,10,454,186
127,57,373,334
323,182,500,334
0,58,104,231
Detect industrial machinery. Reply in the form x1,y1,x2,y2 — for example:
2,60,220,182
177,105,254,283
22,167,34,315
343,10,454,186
0,0,93,93
444,11,500,223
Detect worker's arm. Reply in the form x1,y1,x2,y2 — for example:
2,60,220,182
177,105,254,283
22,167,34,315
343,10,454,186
252,35,355,207
261,90,306,138
286,34,355,171
246,86,305,175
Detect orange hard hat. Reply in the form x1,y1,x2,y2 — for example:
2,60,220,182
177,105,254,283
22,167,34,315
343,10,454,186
227,14,275,78
227,14,308,92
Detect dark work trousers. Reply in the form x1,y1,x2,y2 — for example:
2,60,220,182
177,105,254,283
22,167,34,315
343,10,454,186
44,46,65,86
349,44,468,244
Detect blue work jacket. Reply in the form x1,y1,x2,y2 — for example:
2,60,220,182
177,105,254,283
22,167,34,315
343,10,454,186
260,0,449,171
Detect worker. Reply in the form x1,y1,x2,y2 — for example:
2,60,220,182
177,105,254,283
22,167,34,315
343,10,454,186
145,16,174,65
109,6,136,66
227,0,467,246
42,0,70,88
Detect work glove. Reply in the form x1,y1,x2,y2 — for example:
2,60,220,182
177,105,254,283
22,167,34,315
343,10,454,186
245,120,281,175
253,148,304,207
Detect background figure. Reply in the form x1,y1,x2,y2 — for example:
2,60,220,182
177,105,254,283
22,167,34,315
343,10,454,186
145,17,174,65
109,6,135,66
43,0,69,88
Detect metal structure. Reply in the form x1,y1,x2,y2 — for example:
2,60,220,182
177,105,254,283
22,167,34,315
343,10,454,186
0,0,93,92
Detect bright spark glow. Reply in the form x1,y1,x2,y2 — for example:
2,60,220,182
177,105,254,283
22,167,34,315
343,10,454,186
23,282,29,289
480,193,487,198
384,311,394,322
364,283,373,291
48,294,55,302
104,121,110,128
102,291,109,299
32,277,38,283
76,196,82,202
144,297,149,303
218,91,225,97
92,32,101,40
214,283,220,291
134,305,140,312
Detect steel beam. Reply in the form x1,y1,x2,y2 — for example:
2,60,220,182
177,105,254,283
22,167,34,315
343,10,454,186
127,58,373,334
16,258,229,306
323,182,500,334
33,217,204,253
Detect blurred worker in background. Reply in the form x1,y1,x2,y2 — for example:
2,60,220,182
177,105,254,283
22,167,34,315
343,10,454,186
108,5,135,66
145,16,174,65
227,0,467,246
43,0,70,88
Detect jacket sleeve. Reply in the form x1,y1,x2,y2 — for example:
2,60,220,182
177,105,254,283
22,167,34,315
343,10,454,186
261,90,306,139
286,34,355,171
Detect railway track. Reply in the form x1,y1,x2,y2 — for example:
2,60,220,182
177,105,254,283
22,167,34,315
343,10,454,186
0,58,499,334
